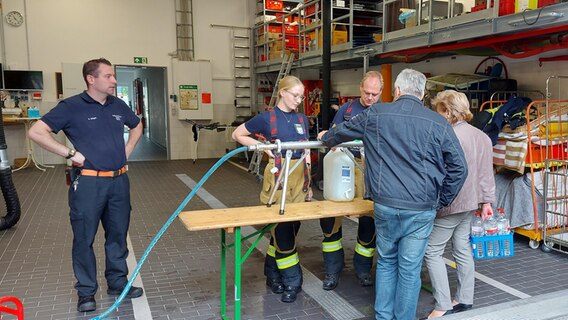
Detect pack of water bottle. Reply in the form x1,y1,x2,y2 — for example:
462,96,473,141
471,208,514,259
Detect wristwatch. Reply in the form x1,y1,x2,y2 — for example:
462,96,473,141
66,149,76,159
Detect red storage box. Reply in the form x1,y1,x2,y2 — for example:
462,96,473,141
260,25,282,33
470,0,514,15
266,0,283,10
262,25,297,34
284,25,298,34
527,142,568,164
305,3,319,16
471,4,486,11
538,0,559,6
276,13,293,23
285,36,299,49
499,0,515,15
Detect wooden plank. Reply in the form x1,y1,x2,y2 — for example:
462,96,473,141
178,199,374,231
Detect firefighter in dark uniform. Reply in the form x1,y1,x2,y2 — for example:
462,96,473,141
28,58,144,313
232,75,311,303
320,71,383,290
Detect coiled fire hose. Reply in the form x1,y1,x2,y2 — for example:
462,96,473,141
0,96,21,231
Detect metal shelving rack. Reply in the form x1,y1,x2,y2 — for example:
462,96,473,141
542,75,568,254
252,1,568,74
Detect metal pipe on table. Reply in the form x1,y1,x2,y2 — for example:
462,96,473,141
248,140,363,152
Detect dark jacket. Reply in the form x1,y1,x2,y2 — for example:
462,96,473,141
321,95,467,211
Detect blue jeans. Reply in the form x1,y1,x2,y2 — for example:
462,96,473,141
374,203,436,320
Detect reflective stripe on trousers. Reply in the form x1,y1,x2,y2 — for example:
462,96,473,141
355,242,375,257
322,239,343,253
276,252,300,269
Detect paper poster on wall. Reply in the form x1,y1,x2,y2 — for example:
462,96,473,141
179,84,198,110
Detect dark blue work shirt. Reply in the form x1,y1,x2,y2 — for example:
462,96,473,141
41,91,140,171
332,98,367,157
245,108,309,159
331,98,367,126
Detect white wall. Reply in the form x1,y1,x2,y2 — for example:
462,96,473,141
1,0,252,165
177,0,253,159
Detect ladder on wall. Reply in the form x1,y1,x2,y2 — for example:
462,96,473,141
233,29,253,121
268,53,294,108
247,54,294,179
175,0,194,61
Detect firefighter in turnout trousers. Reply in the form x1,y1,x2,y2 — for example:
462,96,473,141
232,75,311,303
320,71,383,290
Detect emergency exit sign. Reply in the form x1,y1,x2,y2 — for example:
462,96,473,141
133,57,148,64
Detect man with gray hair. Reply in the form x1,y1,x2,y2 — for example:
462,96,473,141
318,68,467,320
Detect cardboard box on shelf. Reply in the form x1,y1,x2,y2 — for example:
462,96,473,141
271,40,283,51
406,15,417,28
309,25,348,49
269,48,292,60
400,8,417,28
373,33,383,43
257,32,281,45
269,36,299,50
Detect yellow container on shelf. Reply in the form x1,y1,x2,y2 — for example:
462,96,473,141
515,0,538,12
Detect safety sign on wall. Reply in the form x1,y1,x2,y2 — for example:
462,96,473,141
179,84,198,110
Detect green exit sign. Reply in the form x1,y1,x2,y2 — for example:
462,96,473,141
133,57,148,64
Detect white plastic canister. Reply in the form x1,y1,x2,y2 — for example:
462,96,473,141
323,147,355,201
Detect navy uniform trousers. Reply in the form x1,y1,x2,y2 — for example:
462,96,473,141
320,156,375,275
69,173,131,297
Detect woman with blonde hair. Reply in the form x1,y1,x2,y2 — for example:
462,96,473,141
422,90,496,319
232,75,310,303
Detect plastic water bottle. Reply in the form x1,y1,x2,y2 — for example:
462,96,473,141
484,212,499,257
471,211,484,237
496,208,512,256
323,148,355,201
471,211,485,258
496,208,510,235
484,212,498,236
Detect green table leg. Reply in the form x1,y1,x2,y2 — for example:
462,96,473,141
234,227,242,320
221,229,227,319
219,224,275,319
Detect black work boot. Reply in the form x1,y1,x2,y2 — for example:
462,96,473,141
322,273,340,290
266,277,284,294
281,285,302,303
356,272,374,287
107,285,144,298
77,295,96,312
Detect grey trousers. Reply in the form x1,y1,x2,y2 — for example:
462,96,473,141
424,210,475,311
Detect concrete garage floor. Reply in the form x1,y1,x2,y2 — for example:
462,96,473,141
2,158,568,319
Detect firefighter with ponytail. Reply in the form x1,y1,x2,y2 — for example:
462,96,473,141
232,75,311,303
